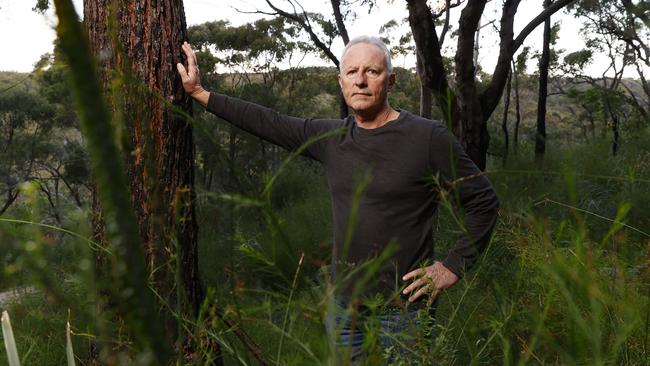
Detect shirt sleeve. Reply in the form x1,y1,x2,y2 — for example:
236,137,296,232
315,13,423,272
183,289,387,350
428,122,500,277
206,92,341,162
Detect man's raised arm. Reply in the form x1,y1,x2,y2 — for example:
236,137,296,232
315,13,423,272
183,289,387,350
175,42,341,162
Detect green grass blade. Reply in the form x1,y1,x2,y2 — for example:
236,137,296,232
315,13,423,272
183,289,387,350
1,311,21,366
66,322,75,366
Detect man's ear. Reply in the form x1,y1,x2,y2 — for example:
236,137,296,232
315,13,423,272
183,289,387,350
338,74,343,90
388,73,396,90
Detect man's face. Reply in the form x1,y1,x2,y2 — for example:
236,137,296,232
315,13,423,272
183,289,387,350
338,43,395,116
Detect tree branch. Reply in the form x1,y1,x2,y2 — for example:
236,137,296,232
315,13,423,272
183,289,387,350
264,0,340,67
439,0,452,47
513,0,576,51
331,0,350,44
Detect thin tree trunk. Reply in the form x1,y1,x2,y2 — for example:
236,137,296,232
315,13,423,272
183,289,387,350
512,60,521,154
331,0,350,119
535,0,552,160
612,114,620,155
605,96,620,155
417,53,432,119
474,17,481,74
339,93,349,119
501,70,512,165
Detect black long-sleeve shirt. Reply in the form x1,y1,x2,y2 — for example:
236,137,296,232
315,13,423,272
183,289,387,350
207,92,499,303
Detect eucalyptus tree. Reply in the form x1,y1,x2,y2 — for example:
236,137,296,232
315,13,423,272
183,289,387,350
0,90,55,215
563,0,649,155
79,0,206,360
535,0,559,159
407,0,576,170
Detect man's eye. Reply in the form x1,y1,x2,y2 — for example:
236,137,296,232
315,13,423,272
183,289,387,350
368,69,378,75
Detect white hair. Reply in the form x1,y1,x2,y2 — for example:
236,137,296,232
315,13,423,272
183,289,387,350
340,36,394,74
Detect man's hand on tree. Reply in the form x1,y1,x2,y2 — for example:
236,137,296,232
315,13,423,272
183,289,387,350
177,41,209,106
402,261,459,306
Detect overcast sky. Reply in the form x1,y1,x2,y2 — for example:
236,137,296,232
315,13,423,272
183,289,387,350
0,0,628,77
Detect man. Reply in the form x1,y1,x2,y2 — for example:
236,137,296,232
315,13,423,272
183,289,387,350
177,36,499,362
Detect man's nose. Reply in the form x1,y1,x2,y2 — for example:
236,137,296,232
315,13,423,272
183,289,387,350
353,71,367,86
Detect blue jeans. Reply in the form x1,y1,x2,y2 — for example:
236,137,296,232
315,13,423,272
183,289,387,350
326,300,437,365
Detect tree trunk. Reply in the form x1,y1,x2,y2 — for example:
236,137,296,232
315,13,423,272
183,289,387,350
535,0,552,160
331,0,350,119
406,0,459,129
83,0,207,359
512,60,522,153
83,2,116,362
611,114,620,155
338,92,349,119
604,95,620,155
416,53,432,119
501,70,512,165
455,0,490,170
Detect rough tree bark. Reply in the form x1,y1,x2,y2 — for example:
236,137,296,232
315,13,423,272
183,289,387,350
535,0,552,160
83,0,206,358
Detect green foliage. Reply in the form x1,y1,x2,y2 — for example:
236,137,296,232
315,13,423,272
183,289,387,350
515,46,531,75
379,19,414,59
563,49,593,72
189,17,314,74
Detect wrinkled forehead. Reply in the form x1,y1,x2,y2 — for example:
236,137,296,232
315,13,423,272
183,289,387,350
340,42,389,70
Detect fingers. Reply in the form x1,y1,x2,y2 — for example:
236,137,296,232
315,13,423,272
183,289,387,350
402,269,437,303
408,283,431,302
404,281,441,303
182,41,198,69
402,268,424,281
181,42,193,63
176,63,188,82
402,262,459,303
426,288,441,307
402,277,428,296
402,264,444,303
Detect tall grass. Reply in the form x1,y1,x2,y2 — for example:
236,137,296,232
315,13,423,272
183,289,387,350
1,96,648,365
187,132,650,364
